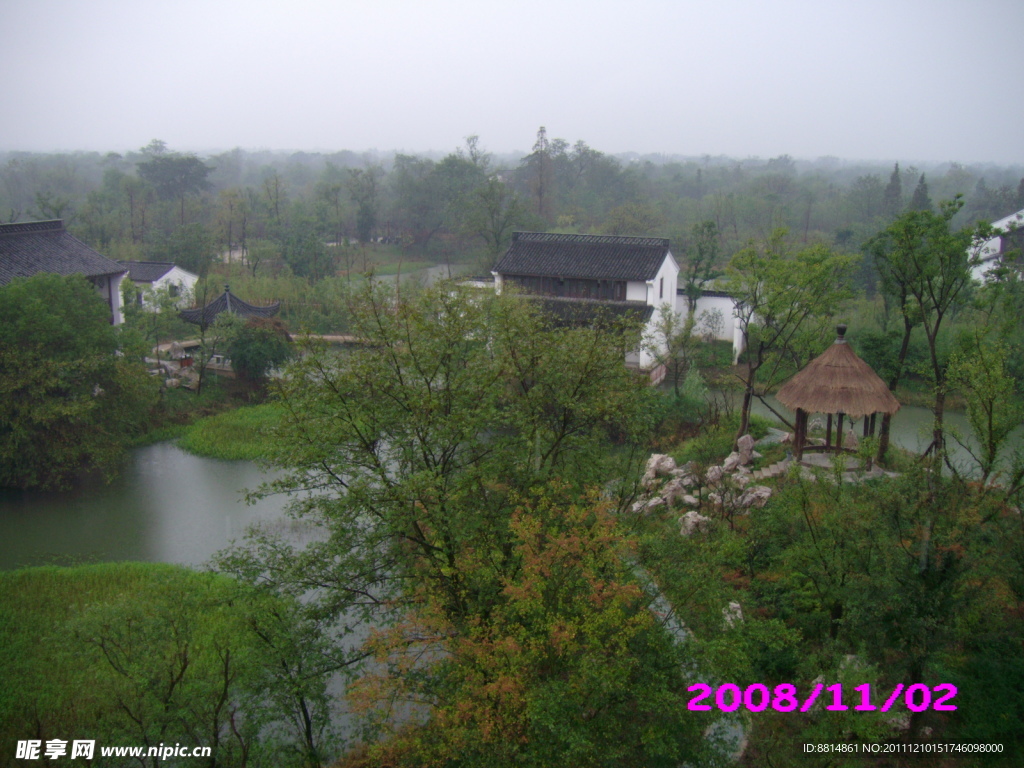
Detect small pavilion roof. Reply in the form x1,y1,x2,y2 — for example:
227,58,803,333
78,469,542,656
179,285,280,327
776,325,900,419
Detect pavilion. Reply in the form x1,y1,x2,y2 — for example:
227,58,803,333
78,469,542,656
776,324,900,463
178,285,280,330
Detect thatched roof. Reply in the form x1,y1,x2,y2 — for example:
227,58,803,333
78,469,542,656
776,325,900,419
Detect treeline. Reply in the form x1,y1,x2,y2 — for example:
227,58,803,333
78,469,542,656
3,132,1022,285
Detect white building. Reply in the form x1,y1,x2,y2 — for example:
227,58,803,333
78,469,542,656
493,232,679,377
971,208,1024,282
120,261,199,309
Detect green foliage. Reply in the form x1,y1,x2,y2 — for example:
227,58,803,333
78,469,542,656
0,273,157,489
947,339,1024,484
724,231,857,438
353,489,715,768
178,403,286,460
148,221,217,275
0,563,338,768
218,282,670,761
228,317,293,389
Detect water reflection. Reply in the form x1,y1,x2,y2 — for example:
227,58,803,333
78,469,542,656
0,442,291,570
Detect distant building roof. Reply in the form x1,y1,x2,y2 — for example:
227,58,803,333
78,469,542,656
179,285,280,327
119,260,180,283
0,220,125,286
495,232,672,282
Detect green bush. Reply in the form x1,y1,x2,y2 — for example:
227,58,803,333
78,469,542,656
178,403,286,460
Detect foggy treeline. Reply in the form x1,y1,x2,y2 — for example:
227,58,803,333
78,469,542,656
2,131,1022,282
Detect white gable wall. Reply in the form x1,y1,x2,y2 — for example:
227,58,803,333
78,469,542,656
638,251,680,369
138,266,199,309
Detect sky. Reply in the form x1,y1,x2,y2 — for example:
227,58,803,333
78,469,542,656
2,0,1023,164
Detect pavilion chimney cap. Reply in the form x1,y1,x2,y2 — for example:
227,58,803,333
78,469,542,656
836,323,848,343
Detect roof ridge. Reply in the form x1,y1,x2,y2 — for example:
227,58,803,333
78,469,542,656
0,220,65,236
513,231,669,248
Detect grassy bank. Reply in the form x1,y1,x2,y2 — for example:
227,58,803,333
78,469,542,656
177,402,286,460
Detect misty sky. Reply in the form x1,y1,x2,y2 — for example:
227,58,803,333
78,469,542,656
3,0,1022,163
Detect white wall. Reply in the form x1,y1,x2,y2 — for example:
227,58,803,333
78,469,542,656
139,267,199,310
638,252,681,369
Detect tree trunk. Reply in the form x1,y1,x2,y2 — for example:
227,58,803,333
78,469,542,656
877,314,915,463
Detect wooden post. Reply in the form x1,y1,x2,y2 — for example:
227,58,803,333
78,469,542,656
863,416,870,437
826,413,833,449
837,413,845,452
795,408,806,461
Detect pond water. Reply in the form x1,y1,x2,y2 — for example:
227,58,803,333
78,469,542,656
0,442,291,571
740,393,1024,475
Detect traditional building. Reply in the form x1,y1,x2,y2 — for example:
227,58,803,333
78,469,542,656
493,232,679,377
972,207,1024,282
0,220,126,324
120,260,199,309
179,285,280,330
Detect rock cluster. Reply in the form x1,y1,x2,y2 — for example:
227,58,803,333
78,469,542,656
631,436,775,523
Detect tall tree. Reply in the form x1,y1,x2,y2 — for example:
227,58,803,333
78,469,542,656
866,197,991,464
681,220,722,314
909,173,933,212
883,162,903,217
0,274,155,489
347,166,383,243
724,231,857,441
136,151,212,225
524,126,554,220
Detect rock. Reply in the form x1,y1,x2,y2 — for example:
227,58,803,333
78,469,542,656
165,377,181,388
781,432,793,444
722,452,742,472
809,417,825,432
737,485,772,508
705,465,724,484
737,434,756,464
642,454,677,487
680,510,712,536
723,601,743,627
670,461,696,476
661,478,687,505
843,429,859,450
733,467,752,487
681,494,700,507
644,496,666,513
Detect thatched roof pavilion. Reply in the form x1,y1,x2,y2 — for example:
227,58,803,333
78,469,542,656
776,324,899,462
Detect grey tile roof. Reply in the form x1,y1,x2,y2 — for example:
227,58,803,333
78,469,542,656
179,285,280,327
495,232,671,282
119,260,177,283
0,220,125,286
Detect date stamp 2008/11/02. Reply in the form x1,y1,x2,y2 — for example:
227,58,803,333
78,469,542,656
687,683,957,714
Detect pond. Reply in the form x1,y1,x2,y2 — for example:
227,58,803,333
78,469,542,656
740,392,1024,475
0,442,291,571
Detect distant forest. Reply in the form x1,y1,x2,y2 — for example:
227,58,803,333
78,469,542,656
2,130,1023,285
